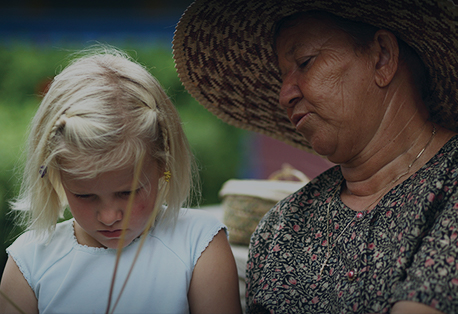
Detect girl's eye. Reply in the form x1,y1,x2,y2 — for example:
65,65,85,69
74,194,95,200
118,188,142,198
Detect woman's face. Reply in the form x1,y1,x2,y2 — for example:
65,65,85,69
61,156,160,249
276,16,384,162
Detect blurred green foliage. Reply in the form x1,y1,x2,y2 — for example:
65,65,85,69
0,43,247,277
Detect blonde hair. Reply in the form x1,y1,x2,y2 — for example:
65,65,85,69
11,47,197,237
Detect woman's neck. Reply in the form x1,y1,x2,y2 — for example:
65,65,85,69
335,63,457,210
339,121,454,211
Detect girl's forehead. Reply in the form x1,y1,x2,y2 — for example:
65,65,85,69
58,151,157,178
60,156,158,188
62,169,151,197
61,166,135,187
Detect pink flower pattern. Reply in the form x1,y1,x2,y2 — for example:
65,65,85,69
246,138,458,313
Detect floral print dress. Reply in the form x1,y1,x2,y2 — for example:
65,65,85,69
246,136,458,314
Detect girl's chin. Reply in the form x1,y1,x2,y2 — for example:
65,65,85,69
100,237,135,249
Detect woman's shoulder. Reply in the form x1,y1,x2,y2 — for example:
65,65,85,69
436,134,458,161
431,133,458,157
421,134,458,176
250,166,341,240
270,165,341,213
307,165,342,190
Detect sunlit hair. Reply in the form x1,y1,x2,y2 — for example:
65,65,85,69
11,46,198,237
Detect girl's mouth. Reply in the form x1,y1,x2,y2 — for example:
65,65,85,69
98,229,123,238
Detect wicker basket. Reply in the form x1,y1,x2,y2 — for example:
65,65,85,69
219,165,309,245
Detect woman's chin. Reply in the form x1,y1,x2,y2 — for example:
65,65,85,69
305,134,344,163
308,138,333,157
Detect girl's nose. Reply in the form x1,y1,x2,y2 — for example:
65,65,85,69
97,204,123,226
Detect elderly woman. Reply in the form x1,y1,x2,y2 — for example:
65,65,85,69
173,0,458,313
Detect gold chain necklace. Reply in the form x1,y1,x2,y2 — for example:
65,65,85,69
319,125,436,277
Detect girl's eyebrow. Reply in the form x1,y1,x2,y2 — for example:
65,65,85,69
118,186,143,193
69,184,144,195
66,187,91,195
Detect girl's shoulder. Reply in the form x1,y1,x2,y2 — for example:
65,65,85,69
9,219,75,253
151,208,227,266
6,219,76,291
177,208,226,228
154,208,226,235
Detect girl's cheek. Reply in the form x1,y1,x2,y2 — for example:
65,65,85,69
131,201,149,215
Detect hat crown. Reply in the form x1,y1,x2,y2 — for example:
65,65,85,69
174,0,458,151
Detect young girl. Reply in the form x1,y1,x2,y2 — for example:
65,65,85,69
0,48,241,314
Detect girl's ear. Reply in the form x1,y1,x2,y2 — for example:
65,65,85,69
372,30,399,88
157,161,167,180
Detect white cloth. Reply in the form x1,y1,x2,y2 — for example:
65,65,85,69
7,208,226,314
219,179,307,202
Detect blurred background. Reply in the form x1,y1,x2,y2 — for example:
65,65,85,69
0,0,333,278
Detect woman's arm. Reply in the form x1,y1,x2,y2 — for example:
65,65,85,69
392,301,444,314
0,256,38,314
188,229,242,314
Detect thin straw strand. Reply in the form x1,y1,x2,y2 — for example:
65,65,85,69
110,180,169,314
105,152,146,314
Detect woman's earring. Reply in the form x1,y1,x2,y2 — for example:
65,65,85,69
164,171,171,183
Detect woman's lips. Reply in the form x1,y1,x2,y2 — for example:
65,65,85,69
98,230,123,238
291,112,310,128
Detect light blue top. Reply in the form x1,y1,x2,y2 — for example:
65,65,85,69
7,208,226,314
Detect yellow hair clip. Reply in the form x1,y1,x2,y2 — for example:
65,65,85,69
164,171,171,183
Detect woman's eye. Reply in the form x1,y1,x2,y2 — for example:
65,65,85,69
299,59,311,69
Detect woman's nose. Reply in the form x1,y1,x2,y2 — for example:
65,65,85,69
279,74,302,108
97,203,123,226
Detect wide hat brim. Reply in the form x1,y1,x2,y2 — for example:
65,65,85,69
173,0,458,152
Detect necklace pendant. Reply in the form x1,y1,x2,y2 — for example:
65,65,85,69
319,255,329,276
319,263,326,276
347,269,357,281
355,211,366,221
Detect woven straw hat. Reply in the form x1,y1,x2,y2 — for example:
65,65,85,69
173,0,458,151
